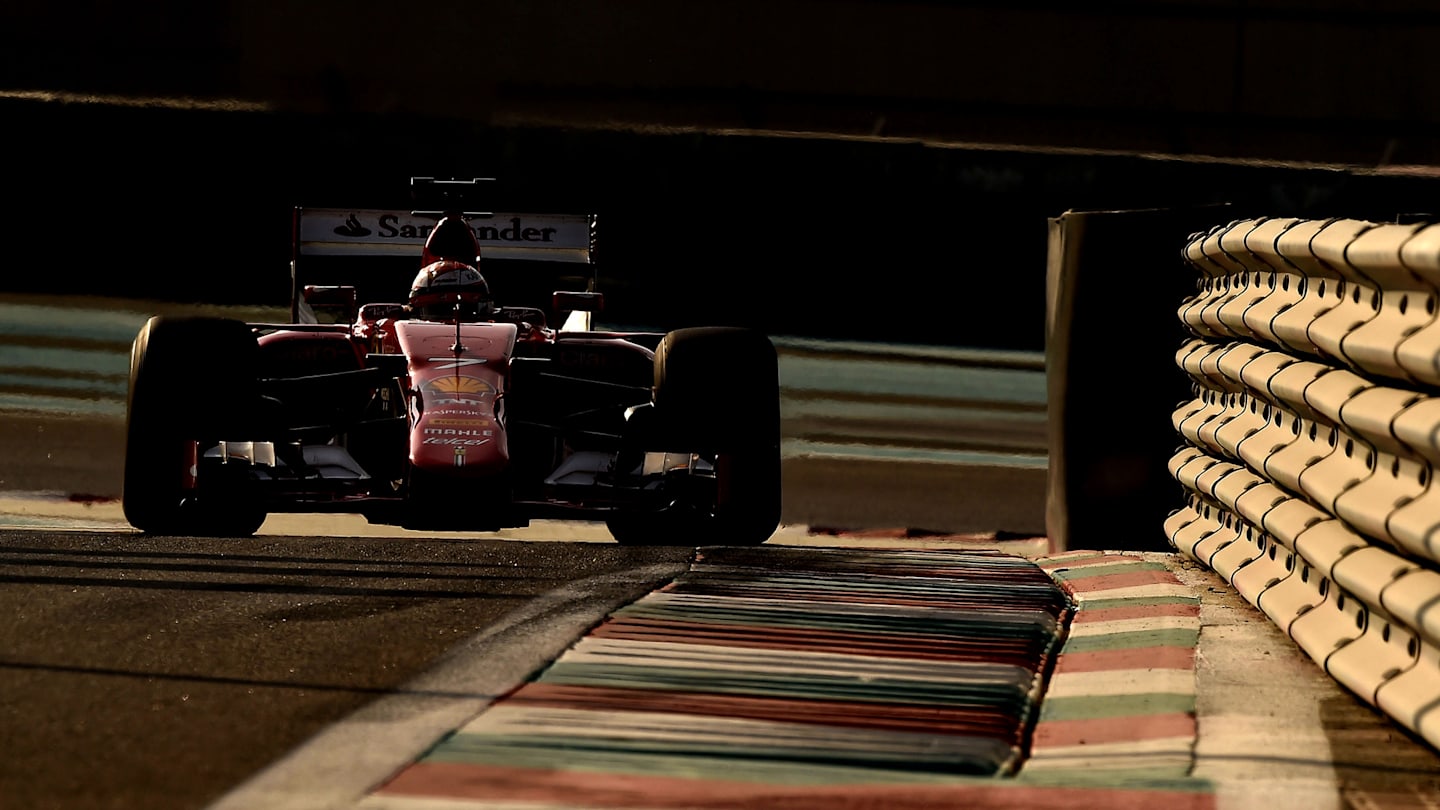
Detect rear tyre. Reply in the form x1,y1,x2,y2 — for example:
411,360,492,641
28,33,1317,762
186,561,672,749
606,327,781,546
123,316,267,537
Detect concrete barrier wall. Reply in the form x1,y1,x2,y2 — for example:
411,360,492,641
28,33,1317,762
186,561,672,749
1045,207,1217,553
1164,217,1440,750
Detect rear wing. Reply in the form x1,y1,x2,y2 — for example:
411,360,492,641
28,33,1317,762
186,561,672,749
290,207,598,324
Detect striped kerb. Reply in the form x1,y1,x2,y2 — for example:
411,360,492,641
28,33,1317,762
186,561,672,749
366,545,1215,809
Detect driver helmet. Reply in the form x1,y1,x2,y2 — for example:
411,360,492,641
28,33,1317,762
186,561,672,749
409,260,494,321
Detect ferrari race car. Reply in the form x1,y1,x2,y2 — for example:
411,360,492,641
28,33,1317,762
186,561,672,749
121,179,782,545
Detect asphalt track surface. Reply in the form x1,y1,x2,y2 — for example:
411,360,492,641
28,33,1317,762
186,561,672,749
0,526,696,810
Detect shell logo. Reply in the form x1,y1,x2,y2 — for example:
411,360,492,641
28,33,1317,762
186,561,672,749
431,417,489,427
426,376,493,395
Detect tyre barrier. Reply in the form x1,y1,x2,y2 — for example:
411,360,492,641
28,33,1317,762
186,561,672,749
1167,217,1440,750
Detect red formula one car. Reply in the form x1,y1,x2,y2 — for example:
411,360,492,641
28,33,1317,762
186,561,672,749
122,178,781,545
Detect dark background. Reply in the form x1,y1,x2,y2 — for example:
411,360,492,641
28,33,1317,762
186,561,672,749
6,2,1440,351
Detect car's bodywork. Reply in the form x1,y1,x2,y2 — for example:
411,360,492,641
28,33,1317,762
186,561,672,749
122,179,781,544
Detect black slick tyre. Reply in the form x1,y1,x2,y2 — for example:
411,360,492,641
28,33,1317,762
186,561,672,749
606,327,781,546
123,316,267,537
